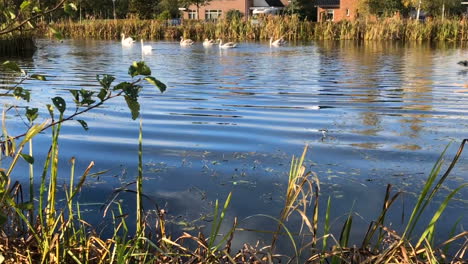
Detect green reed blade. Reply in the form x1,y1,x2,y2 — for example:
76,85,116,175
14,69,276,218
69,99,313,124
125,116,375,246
416,183,468,248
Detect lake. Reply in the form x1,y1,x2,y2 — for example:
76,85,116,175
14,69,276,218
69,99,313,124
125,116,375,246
1,39,467,251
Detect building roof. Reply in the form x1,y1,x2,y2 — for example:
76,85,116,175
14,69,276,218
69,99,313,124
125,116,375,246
315,0,340,6
265,0,285,7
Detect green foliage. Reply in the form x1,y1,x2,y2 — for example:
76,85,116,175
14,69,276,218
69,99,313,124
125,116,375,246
359,0,406,17
157,0,180,18
286,0,317,20
157,10,172,20
129,0,158,19
225,9,243,21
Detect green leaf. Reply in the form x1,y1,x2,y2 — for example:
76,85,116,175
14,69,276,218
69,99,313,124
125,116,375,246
20,1,31,10
25,107,38,123
64,3,78,15
124,96,140,120
49,27,63,41
128,61,151,77
70,90,80,103
13,87,30,102
52,97,66,114
20,153,34,164
97,74,115,90
114,82,132,91
0,169,7,181
2,61,22,73
144,76,166,93
24,122,47,142
32,6,41,13
16,202,34,210
8,11,16,19
46,104,54,118
30,74,46,81
124,85,141,101
79,89,95,105
97,88,108,101
77,120,89,131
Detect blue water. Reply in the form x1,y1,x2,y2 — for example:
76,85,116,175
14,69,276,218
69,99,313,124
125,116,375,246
1,39,467,252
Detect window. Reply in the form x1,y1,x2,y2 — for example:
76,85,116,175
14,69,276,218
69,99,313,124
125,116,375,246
346,8,350,17
188,10,197,19
325,9,334,21
205,10,222,20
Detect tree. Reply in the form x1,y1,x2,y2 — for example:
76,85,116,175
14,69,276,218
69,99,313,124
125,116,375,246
181,0,213,20
419,0,463,17
129,0,159,19
286,0,317,20
157,0,180,18
358,0,406,17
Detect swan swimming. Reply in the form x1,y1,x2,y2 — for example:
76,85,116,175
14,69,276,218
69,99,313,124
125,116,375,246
141,39,153,54
270,37,286,47
218,39,237,49
121,33,135,46
180,36,194,46
203,38,216,47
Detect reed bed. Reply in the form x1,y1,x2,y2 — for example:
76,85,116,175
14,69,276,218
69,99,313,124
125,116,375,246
43,16,468,42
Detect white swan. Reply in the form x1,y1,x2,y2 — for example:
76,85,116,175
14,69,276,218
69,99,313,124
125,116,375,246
218,39,237,49
141,39,153,54
121,33,135,46
270,37,286,47
203,38,216,47
180,36,194,46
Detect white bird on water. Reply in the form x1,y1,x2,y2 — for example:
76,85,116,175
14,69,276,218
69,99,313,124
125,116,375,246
121,33,135,46
180,36,194,46
141,39,153,54
218,39,237,49
270,37,287,47
203,38,216,47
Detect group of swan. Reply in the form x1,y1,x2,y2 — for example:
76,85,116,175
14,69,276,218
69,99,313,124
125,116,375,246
186,37,286,49
122,33,287,53
181,37,238,49
121,33,154,54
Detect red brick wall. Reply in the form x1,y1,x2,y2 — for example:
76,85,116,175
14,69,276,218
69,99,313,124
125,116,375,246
183,0,251,19
317,0,358,22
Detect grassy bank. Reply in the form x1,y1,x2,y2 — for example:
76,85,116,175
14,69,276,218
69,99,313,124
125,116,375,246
43,16,468,42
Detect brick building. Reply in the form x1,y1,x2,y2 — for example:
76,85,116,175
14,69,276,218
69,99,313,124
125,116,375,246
181,0,288,20
315,0,359,22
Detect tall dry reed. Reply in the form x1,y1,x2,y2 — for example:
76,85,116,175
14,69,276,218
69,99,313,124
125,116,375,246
43,16,468,42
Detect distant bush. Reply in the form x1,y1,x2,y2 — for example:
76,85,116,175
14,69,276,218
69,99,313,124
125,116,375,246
225,9,243,21
157,10,172,21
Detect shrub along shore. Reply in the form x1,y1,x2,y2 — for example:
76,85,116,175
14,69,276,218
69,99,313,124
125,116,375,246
43,16,468,42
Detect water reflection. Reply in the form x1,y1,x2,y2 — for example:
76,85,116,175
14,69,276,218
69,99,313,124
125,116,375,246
0,39,467,248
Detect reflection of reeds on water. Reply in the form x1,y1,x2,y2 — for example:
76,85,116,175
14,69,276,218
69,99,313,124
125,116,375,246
0,37,36,57
45,16,468,42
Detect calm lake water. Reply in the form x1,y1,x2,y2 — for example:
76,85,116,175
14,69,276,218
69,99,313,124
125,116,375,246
1,39,467,250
